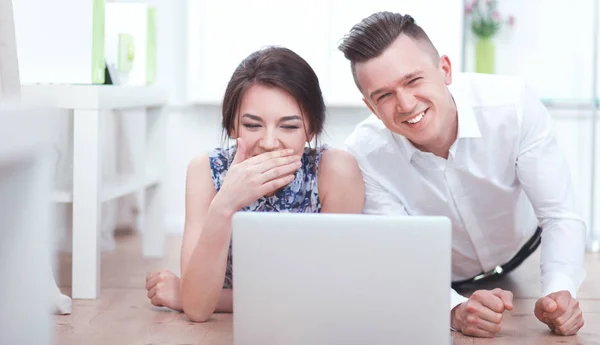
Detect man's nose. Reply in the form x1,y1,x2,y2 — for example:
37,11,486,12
395,91,418,114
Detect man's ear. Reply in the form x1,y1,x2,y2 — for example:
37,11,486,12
440,54,453,86
362,97,380,119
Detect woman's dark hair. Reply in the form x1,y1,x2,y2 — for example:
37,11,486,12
221,46,326,145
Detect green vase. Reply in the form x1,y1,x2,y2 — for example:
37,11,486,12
475,38,495,74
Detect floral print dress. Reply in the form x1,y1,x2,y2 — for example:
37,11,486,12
208,144,328,288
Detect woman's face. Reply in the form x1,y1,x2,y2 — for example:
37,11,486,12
231,83,312,158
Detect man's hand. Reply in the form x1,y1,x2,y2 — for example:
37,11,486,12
534,290,584,336
451,288,513,338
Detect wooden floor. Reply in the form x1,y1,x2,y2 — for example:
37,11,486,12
55,232,600,345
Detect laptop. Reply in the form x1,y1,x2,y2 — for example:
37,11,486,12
232,213,452,345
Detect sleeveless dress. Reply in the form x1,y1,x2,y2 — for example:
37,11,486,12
208,145,328,288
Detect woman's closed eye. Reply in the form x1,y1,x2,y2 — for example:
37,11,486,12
243,123,261,129
242,123,299,130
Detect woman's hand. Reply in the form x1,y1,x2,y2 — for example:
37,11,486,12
216,137,301,213
146,270,183,312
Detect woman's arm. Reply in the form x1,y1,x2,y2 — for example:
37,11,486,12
317,148,365,213
215,288,233,312
180,141,301,322
179,154,233,322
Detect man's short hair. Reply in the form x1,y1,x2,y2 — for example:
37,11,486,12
338,11,439,91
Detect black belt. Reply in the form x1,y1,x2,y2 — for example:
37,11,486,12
451,227,542,290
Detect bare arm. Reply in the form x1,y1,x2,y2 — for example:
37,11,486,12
179,154,233,322
215,288,233,312
317,149,365,213
180,140,300,322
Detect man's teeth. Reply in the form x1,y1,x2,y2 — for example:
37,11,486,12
406,112,425,124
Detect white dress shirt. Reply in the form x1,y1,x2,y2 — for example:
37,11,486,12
344,72,587,312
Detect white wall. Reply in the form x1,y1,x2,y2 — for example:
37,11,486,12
463,0,599,101
161,0,600,242
43,0,600,248
186,0,464,105
551,110,598,237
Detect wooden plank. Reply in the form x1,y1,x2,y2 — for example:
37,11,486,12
454,299,600,345
54,234,600,345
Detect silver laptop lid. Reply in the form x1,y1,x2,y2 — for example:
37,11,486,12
232,213,451,345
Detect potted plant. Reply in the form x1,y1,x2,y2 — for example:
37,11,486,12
465,0,515,74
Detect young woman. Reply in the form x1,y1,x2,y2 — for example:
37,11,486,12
145,46,365,322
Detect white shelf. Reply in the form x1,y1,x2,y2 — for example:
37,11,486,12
54,172,160,204
20,84,168,110
20,82,169,299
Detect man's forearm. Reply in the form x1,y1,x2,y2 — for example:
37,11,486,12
539,218,586,297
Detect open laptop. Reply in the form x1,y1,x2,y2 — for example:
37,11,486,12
232,213,452,345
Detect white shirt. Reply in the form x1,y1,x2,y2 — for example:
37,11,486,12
344,72,587,311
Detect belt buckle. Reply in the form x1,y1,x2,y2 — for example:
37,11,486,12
472,265,504,282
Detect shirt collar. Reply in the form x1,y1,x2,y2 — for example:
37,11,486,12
392,131,420,163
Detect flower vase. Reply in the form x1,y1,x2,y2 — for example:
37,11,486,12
475,38,495,74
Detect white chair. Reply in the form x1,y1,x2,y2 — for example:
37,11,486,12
0,0,72,319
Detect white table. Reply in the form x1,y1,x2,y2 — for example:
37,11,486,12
21,84,168,299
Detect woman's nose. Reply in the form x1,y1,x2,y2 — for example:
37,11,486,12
259,131,281,151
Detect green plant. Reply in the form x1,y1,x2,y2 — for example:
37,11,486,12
465,0,515,40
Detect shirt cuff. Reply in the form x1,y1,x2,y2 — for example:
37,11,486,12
541,271,579,299
450,289,468,331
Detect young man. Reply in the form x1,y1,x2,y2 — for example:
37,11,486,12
340,11,586,338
